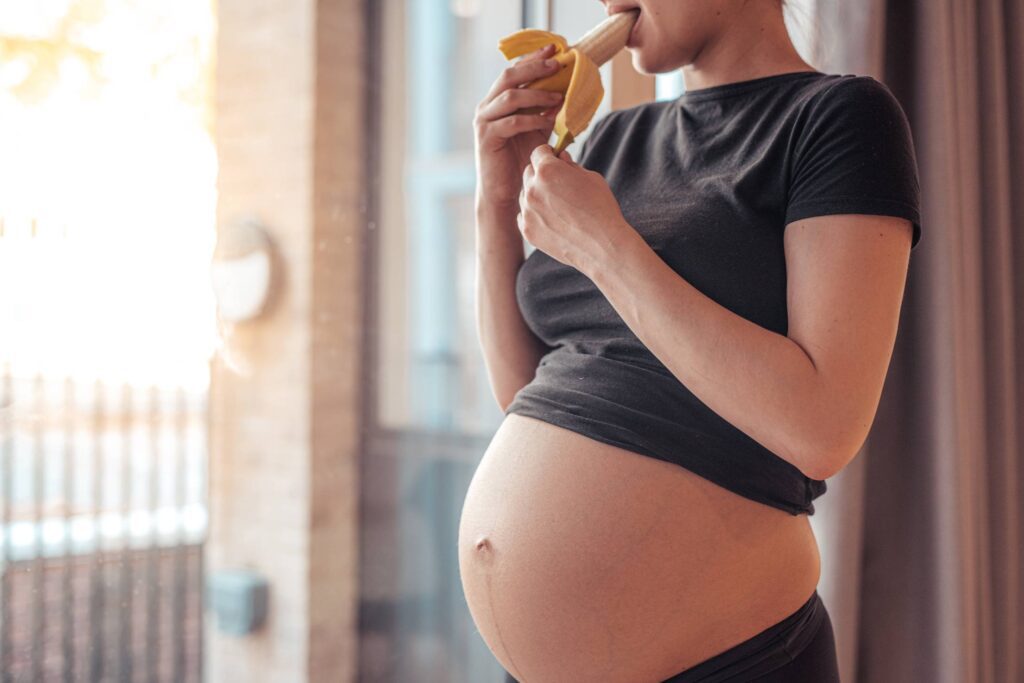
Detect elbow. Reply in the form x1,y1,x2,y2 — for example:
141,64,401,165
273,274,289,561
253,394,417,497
798,450,842,482
797,430,865,482
491,367,539,414
493,392,513,415
493,386,520,415
794,383,874,481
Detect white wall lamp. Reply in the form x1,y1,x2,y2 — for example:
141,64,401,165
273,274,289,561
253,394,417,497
210,217,277,323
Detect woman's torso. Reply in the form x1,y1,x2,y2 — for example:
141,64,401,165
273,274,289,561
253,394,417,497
458,73,863,681
458,413,821,682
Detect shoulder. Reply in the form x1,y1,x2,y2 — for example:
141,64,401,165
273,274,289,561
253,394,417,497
799,74,912,132
784,74,922,247
787,74,918,172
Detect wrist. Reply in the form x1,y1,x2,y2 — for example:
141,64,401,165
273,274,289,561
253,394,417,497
581,219,645,282
475,186,521,214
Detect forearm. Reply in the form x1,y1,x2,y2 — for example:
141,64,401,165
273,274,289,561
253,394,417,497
580,228,834,480
475,194,550,411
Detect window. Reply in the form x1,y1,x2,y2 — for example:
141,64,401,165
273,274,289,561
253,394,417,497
0,2,213,678
372,0,614,434
361,1,613,681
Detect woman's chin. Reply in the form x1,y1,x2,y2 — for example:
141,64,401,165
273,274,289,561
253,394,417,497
624,47,654,75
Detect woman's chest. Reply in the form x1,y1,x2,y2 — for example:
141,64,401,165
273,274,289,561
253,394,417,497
517,158,793,344
604,146,789,257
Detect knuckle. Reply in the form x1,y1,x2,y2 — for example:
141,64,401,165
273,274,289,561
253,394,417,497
535,162,556,181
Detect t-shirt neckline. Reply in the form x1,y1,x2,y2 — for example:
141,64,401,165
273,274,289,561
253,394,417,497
675,70,826,102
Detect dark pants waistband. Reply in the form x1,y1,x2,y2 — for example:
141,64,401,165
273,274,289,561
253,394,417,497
661,589,828,682
501,590,832,683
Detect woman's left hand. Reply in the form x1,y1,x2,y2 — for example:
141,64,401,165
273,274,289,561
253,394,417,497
518,144,637,275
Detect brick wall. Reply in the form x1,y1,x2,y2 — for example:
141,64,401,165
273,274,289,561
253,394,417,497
209,0,364,679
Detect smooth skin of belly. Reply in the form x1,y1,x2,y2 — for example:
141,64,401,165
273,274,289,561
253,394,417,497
457,413,822,683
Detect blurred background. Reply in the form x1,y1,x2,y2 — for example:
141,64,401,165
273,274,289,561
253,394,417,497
1,0,1021,682
1,1,213,681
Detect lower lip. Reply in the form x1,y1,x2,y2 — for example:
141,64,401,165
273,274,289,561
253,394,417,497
626,12,641,47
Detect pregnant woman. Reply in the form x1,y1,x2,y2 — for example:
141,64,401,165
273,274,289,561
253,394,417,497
459,0,921,681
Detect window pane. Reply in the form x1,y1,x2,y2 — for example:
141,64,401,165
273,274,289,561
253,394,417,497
655,71,685,101
366,2,527,681
376,0,522,434
376,0,624,434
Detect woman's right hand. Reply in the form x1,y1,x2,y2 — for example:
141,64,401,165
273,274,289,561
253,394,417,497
474,43,566,208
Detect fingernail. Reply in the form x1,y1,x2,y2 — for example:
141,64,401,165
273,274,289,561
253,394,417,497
545,58,558,68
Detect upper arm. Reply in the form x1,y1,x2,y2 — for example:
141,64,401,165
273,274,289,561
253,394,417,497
784,214,912,478
781,76,922,479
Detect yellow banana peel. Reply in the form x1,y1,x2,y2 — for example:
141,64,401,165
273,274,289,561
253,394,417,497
498,10,639,156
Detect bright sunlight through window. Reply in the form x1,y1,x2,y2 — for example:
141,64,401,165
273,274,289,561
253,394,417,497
0,0,217,391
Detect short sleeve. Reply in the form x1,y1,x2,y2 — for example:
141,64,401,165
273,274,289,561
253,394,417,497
785,76,922,249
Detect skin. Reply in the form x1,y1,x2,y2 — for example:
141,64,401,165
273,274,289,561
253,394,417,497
459,413,822,681
611,0,815,90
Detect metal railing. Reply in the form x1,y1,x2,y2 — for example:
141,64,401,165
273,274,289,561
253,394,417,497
0,363,207,682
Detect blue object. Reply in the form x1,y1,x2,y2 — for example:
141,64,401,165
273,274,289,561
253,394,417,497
207,568,269,636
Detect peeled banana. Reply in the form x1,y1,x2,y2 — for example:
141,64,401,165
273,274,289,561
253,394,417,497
497,9,640,156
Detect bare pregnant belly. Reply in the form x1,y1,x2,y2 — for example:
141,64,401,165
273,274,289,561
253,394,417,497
458,413,822,683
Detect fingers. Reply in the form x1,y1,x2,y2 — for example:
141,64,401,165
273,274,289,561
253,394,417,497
480,113,557,142
521,144,573,186
530,143,555,168
479,43,563,109
520,161,535,207
476,86,564,123
522,158,535,187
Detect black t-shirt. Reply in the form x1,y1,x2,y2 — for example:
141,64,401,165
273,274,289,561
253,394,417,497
504,71,922,516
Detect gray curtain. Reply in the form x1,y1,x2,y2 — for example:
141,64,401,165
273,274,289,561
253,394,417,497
808,0,1024,681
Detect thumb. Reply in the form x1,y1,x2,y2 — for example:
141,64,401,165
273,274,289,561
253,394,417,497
558,149,578,167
